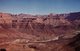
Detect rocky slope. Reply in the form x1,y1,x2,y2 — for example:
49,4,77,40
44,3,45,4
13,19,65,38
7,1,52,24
0,12,80,51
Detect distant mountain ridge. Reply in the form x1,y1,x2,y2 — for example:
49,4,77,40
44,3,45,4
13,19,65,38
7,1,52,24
0,12,79,33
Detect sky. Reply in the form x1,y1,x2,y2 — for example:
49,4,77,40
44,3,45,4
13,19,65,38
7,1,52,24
0,0,80,15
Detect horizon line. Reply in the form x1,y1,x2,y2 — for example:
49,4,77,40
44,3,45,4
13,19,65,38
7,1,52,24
0,11,80,15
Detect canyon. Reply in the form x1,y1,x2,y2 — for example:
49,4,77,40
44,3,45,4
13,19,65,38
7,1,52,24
0,12,80,51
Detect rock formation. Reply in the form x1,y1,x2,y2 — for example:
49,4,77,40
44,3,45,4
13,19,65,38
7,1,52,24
0,12,80,51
